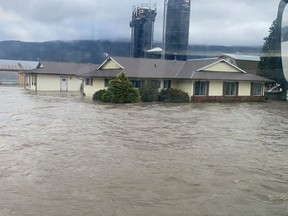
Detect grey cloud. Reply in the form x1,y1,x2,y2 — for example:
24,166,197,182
0,0,280,45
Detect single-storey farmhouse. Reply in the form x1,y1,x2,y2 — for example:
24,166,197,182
81,56,272,102
0,59,40,85
23,61,98,92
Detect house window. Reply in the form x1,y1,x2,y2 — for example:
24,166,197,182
223,81,238,96
131,80,144,88
105,78,111,87
151,80,161,88
251,82,263,96
164,80,171,89
194,81,209,96
85,77,93,86
31,75,37,86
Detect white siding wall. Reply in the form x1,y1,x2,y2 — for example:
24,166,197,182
209,80,223,96
177,80,193,97
67,76,82,91
84,78,105,97
28,74,82,92
238,81,251,96
101,61,121,69
204,62,240,73
37,75,61,91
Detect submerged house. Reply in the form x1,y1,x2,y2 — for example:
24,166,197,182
81,56,272,102
23,61,98,92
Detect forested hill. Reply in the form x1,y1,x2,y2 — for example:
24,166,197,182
0,40,261,64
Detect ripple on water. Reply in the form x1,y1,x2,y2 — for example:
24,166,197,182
0,86,288,216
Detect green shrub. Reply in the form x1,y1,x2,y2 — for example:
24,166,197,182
159,88,190,103
103,72,141,103
139,80,159,102
92,89,107,101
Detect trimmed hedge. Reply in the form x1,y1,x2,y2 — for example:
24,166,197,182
159,88,190,103
92,89,107,101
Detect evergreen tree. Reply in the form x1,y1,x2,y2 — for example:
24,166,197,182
258,18,287,94
102,72,141,103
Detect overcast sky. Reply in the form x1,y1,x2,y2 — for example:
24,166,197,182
0,0,281,46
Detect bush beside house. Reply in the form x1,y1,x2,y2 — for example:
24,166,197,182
92,89,107,101
159,88,190,103
93,73,141,103
93,73,189,103
138,80,159,102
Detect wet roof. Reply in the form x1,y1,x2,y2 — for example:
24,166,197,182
82,56,272,82
25,61,99,75
0,59,40,71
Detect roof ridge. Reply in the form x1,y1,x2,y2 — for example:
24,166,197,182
174,61,186,78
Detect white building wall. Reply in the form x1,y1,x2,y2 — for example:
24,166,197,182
204,62,240,73
37,75,61,91
84,78,106,97
67,76,83,91
177,80,193,97
209,80,223,96
26,74,82,92
238,81,251,96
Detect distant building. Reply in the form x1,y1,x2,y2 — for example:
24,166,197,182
130,3,157,58
163,0,191,60
0,59,40,86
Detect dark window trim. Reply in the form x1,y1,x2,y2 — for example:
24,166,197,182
194,81,209,96
223,81,238,96
251,82,263,96
164,80,171,89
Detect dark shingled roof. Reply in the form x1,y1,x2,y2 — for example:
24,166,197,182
191,71,272,82
28,57,272,83
111,57,186,79
176,58,219,79
81,69,122,78
25,61,98,76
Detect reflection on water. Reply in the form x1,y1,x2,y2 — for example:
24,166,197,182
0,86,288,216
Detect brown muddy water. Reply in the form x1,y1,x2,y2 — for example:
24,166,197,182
0,86,287,216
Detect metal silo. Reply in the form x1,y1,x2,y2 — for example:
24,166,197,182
130,3,157,58
163,0,191,60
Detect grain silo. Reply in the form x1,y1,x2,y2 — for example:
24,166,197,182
163,0,191,60
130,3,157,58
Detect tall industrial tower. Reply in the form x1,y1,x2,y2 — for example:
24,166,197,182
130,3,157,58
163,0,191,60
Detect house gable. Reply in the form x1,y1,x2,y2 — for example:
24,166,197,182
97,57,124,70
197,60,246,73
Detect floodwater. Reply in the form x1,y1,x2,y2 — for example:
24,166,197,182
0,86,287,216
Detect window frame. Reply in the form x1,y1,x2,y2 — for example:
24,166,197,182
194,81,209,96
251,82,263,96
85,77,93,86
130,80,144,88
223,81,238,96
163,80,171,89
150,80,161,88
